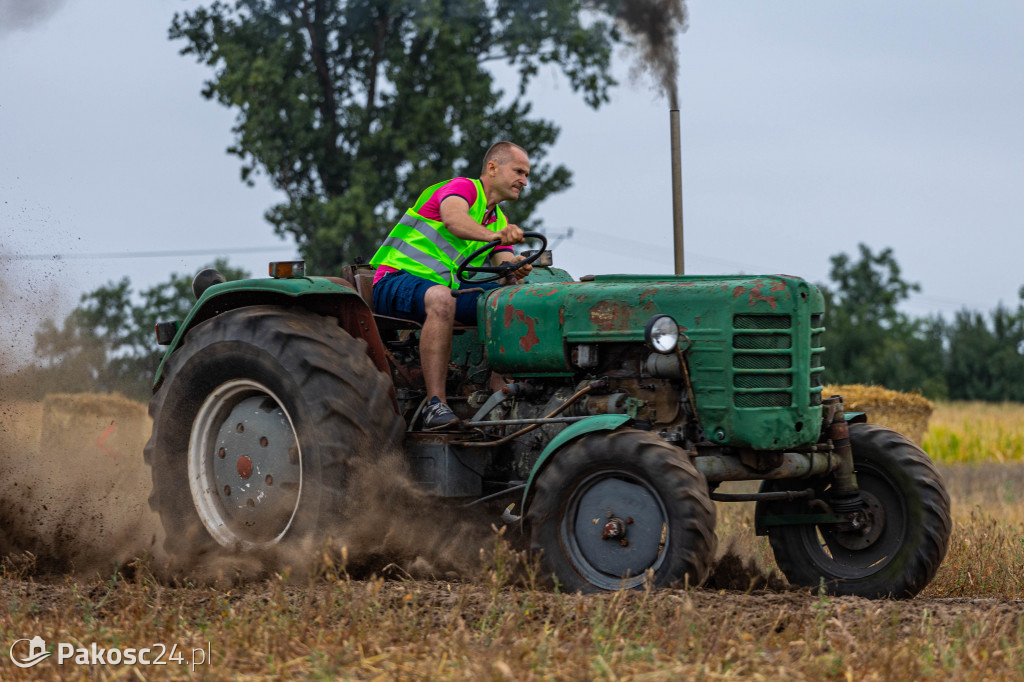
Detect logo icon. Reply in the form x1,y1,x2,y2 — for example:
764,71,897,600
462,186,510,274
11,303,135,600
10,636,52,668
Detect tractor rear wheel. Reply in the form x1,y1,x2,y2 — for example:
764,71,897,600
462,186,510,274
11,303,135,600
526,429,716,592
756,423,951,598
145,306,403,568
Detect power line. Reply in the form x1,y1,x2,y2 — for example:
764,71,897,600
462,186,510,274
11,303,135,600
0,246,293,261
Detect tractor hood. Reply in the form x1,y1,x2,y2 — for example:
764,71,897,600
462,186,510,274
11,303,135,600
480,272,826,451
481,273,823,374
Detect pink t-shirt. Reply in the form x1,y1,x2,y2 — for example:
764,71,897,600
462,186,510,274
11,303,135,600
374,177,510,284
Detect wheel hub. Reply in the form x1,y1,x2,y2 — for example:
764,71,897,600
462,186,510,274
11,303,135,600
237,455,253,479
831,490,885,551
602,517,627,541
566,473,667,587
190,381,302,549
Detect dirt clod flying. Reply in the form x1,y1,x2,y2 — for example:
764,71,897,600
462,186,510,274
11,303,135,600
707,538,788,593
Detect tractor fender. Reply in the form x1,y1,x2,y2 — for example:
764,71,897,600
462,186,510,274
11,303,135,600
520,414,631,513
153,277,389,389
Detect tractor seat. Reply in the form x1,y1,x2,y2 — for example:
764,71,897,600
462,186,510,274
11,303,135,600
342,266,475,333
353,272,375,307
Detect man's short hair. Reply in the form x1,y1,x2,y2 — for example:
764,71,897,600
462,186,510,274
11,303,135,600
482,141,527,174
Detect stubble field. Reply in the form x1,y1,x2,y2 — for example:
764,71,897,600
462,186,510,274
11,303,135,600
1,397,1023,680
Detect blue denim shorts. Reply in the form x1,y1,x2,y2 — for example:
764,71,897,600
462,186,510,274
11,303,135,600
372,271,501,325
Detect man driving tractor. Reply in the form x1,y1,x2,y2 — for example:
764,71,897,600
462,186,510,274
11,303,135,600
369,141,534,429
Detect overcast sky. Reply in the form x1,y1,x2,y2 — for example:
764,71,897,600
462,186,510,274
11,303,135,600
2,1,1022,352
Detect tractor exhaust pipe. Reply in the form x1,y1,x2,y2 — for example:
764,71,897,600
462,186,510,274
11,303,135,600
670,109,684,275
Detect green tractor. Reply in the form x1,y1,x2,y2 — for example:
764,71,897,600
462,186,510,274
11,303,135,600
145,234,951,597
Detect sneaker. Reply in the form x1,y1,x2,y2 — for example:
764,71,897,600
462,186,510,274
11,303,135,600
422,396,461,429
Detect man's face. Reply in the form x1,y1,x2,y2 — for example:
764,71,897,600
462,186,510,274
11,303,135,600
491,148,530,202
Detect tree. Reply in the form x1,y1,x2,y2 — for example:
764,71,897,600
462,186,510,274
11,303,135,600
30,260,249,401
944,301,1024,401
820,244,945,395
170,0,628,273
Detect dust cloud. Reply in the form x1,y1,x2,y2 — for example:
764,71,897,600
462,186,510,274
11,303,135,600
0,259,163,576
0,385,503,585
706,537,787,592
162,445,505,587
0,394,163,575
322,447,502,580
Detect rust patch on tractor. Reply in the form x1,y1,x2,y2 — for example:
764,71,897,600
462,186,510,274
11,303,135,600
503,304,540,351
639,287,659,305
589,300,633,331
506,309,540,352
748,287,778,310
559,306,565,325
519,321,540,352
733,285,747,299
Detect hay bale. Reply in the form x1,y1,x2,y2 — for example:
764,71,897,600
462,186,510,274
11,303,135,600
8,393,162,572
39,392,151,489
823,384,933,446
0,400,44,452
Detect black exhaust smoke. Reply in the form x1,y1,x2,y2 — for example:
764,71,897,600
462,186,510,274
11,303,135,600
617,0,689,274
617,0,688,109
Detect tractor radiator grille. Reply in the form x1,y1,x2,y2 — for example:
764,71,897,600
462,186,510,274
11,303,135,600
732,312,825,409
734,314,792,330
732,314,793,408
810,313,825,406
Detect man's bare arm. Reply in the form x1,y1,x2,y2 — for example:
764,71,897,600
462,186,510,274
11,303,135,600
439,196,523,245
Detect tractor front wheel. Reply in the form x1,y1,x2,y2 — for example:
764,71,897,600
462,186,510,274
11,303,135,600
526,429,716,592
757,423,951,598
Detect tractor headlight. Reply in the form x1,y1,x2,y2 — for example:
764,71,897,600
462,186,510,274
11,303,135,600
644,315,679,354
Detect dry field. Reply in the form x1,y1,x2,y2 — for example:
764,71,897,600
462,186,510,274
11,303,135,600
1,396,1023,680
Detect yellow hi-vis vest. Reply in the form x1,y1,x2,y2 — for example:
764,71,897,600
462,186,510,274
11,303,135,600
370,178,508,289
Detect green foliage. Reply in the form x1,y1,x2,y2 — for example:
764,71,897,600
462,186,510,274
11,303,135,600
25,260,249,401
820,243,942,395
944,304,1024,401
170,0,626,273
822,243,1024,401
826,244,920,327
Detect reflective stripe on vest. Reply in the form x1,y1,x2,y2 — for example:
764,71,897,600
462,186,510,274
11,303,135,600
370,178,507,288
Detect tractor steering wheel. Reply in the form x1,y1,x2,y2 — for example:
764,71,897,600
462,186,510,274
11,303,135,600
455,231,548,284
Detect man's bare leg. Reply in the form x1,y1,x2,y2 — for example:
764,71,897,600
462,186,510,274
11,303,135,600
421,284,457,402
